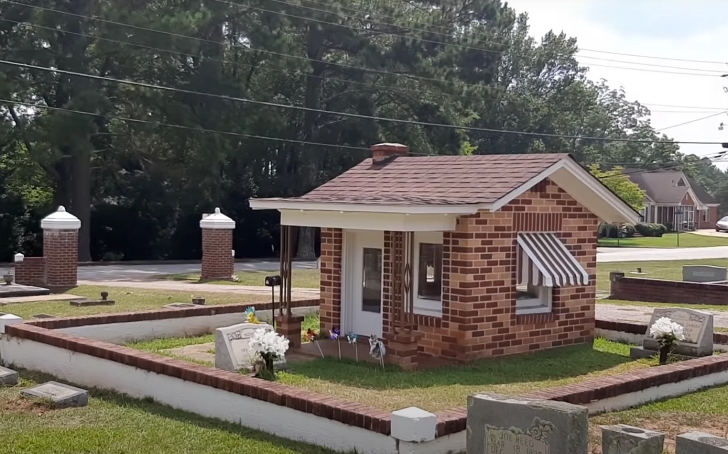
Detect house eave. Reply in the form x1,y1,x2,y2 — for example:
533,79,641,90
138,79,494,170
249,199,485,215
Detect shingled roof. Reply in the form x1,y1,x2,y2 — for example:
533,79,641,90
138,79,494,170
626,170,717,205
290,153,568,206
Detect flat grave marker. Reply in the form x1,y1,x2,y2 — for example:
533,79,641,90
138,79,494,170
21,381,89,408
0,365,19,386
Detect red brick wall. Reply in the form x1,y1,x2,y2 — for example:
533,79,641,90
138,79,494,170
697,206,719,230
14,257,46,287
320,228,342,333
44,229,78,289
200,228,234,280
412,179,598,361
610,272,728,306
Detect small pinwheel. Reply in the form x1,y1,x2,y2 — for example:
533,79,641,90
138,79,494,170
306,328,324,358
347,332,359,362
245,307,260,324
330,328,342,359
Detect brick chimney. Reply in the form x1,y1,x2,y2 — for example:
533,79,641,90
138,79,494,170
371,143,409,164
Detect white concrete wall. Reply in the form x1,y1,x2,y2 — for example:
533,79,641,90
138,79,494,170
57,313,251,344
0,336,464,454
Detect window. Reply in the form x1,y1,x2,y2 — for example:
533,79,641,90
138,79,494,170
677,178,686,186
417,243,442,300
413,232,444,316
704,210,710,223
515,243,553,315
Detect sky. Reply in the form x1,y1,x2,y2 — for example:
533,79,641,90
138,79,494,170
506,0,728,169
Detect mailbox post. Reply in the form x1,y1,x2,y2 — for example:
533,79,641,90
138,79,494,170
264,275,282,328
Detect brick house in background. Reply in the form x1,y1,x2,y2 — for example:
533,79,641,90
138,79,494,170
626,169,719,230
250,145,639,368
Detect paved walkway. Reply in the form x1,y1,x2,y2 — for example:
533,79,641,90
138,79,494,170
597,303,728,329
78,280,319,299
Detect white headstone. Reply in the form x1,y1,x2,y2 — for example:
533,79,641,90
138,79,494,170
643,308,713,357
214,322,286,372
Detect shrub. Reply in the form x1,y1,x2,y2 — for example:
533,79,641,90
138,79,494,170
634,223,666,237
663,222,674,232
622,224,636,238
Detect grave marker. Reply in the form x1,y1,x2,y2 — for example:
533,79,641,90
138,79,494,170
0,365,19,386
683,265,727,283
466,393,588,454
676,431,728,453
641,308,713,357
601,424,664,454
21,381,88,408
215,322,286,372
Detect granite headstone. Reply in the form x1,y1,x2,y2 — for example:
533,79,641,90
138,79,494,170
676,431,728,453
21,381,88,408
0,365,19,386
682,265,728,283
639,307,714,357
215,322,286,372
466,393,588,454
601,424,664,454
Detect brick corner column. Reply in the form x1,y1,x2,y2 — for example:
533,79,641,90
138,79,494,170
275,314,304,350
319,228,343,334
199,208,236,280
41,206,81,291
384,332,423,371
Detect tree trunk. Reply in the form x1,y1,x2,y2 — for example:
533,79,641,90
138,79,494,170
71,148,92,262
296,227,317,261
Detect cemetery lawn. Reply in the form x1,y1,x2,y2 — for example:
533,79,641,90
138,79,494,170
597,233,728,248
590,383,728,453
0,371,345,454
158,269,320,288
4,285,263,319
602,299,728,312
595,258,728,292
130,337,653,412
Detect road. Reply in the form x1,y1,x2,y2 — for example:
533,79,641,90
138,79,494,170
597,246,728,263
77,260,317,282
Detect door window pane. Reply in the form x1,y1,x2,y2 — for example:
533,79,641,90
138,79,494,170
362,248,382,313
418,243,442,300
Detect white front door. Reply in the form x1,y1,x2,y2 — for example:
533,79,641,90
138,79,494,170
345,231,384,338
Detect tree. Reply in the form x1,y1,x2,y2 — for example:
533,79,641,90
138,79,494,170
589,165,645,211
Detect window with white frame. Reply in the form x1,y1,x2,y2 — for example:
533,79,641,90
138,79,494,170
704,209,710,223
515,245,553,315
413,232,444,316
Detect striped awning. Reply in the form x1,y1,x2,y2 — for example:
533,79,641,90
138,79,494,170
516,232,589,287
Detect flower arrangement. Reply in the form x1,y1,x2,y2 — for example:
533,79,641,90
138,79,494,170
245,307,260,324
305,328,324,358
649,317,686,365
248,328,289,380
330,328,342,359
347,332,359,362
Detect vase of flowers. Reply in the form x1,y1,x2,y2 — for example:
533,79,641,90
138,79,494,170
248,328,289,381
649,317,686,365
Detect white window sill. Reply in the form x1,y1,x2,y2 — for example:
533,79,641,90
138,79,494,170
515,306,552,315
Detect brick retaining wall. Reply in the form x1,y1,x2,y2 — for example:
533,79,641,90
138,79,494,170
609,271,728,306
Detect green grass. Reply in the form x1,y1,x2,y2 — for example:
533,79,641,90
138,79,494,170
602,299,728,312
159,269,320,288
3,285,266,320
598,233,728,248
0,371,346,454
130,336,652,412
591,384,728,451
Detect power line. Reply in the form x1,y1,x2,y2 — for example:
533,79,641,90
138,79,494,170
655,111,726,132
4,58,728,146
642,103,726,111
8,0,725,91
579,48,728,65
577,55,727,74
582,63,720,77
0,98,371,151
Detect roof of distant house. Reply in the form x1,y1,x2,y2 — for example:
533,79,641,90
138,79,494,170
625,169,717,205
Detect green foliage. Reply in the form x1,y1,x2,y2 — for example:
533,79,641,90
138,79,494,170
0,0,725,259
589,165,646,210
634,223,666,238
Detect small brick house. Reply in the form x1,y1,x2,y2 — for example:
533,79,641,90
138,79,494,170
250,144,639,368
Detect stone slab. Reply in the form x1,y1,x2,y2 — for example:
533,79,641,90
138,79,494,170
629,346,695,362
391,407,437,442
0,283,50,299
466,393,588,454
683,265,728,283
215,322,286,373
0,365,19,386
165,303,196,309
21,381,88,408
31,314,56,319
0,294,83,306
70,299,115,307
601,424,664,454
642,308,713,357
676,431,728,453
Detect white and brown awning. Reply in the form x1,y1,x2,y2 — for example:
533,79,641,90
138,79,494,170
516,232,589,287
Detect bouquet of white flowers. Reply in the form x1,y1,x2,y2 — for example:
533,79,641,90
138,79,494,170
649,317,685,365
248,328,289,380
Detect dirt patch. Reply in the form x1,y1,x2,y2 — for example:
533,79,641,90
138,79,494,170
1,396,55,415
589,413,728,453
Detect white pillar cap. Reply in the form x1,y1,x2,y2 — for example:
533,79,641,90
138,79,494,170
199,207,236,230
41,206,81,230
14,253,24,263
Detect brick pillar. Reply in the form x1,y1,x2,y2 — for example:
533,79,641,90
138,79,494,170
385,333,422,371
276,314,304,349
320,228,343,334
41,206,81,291
199,208,236,280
